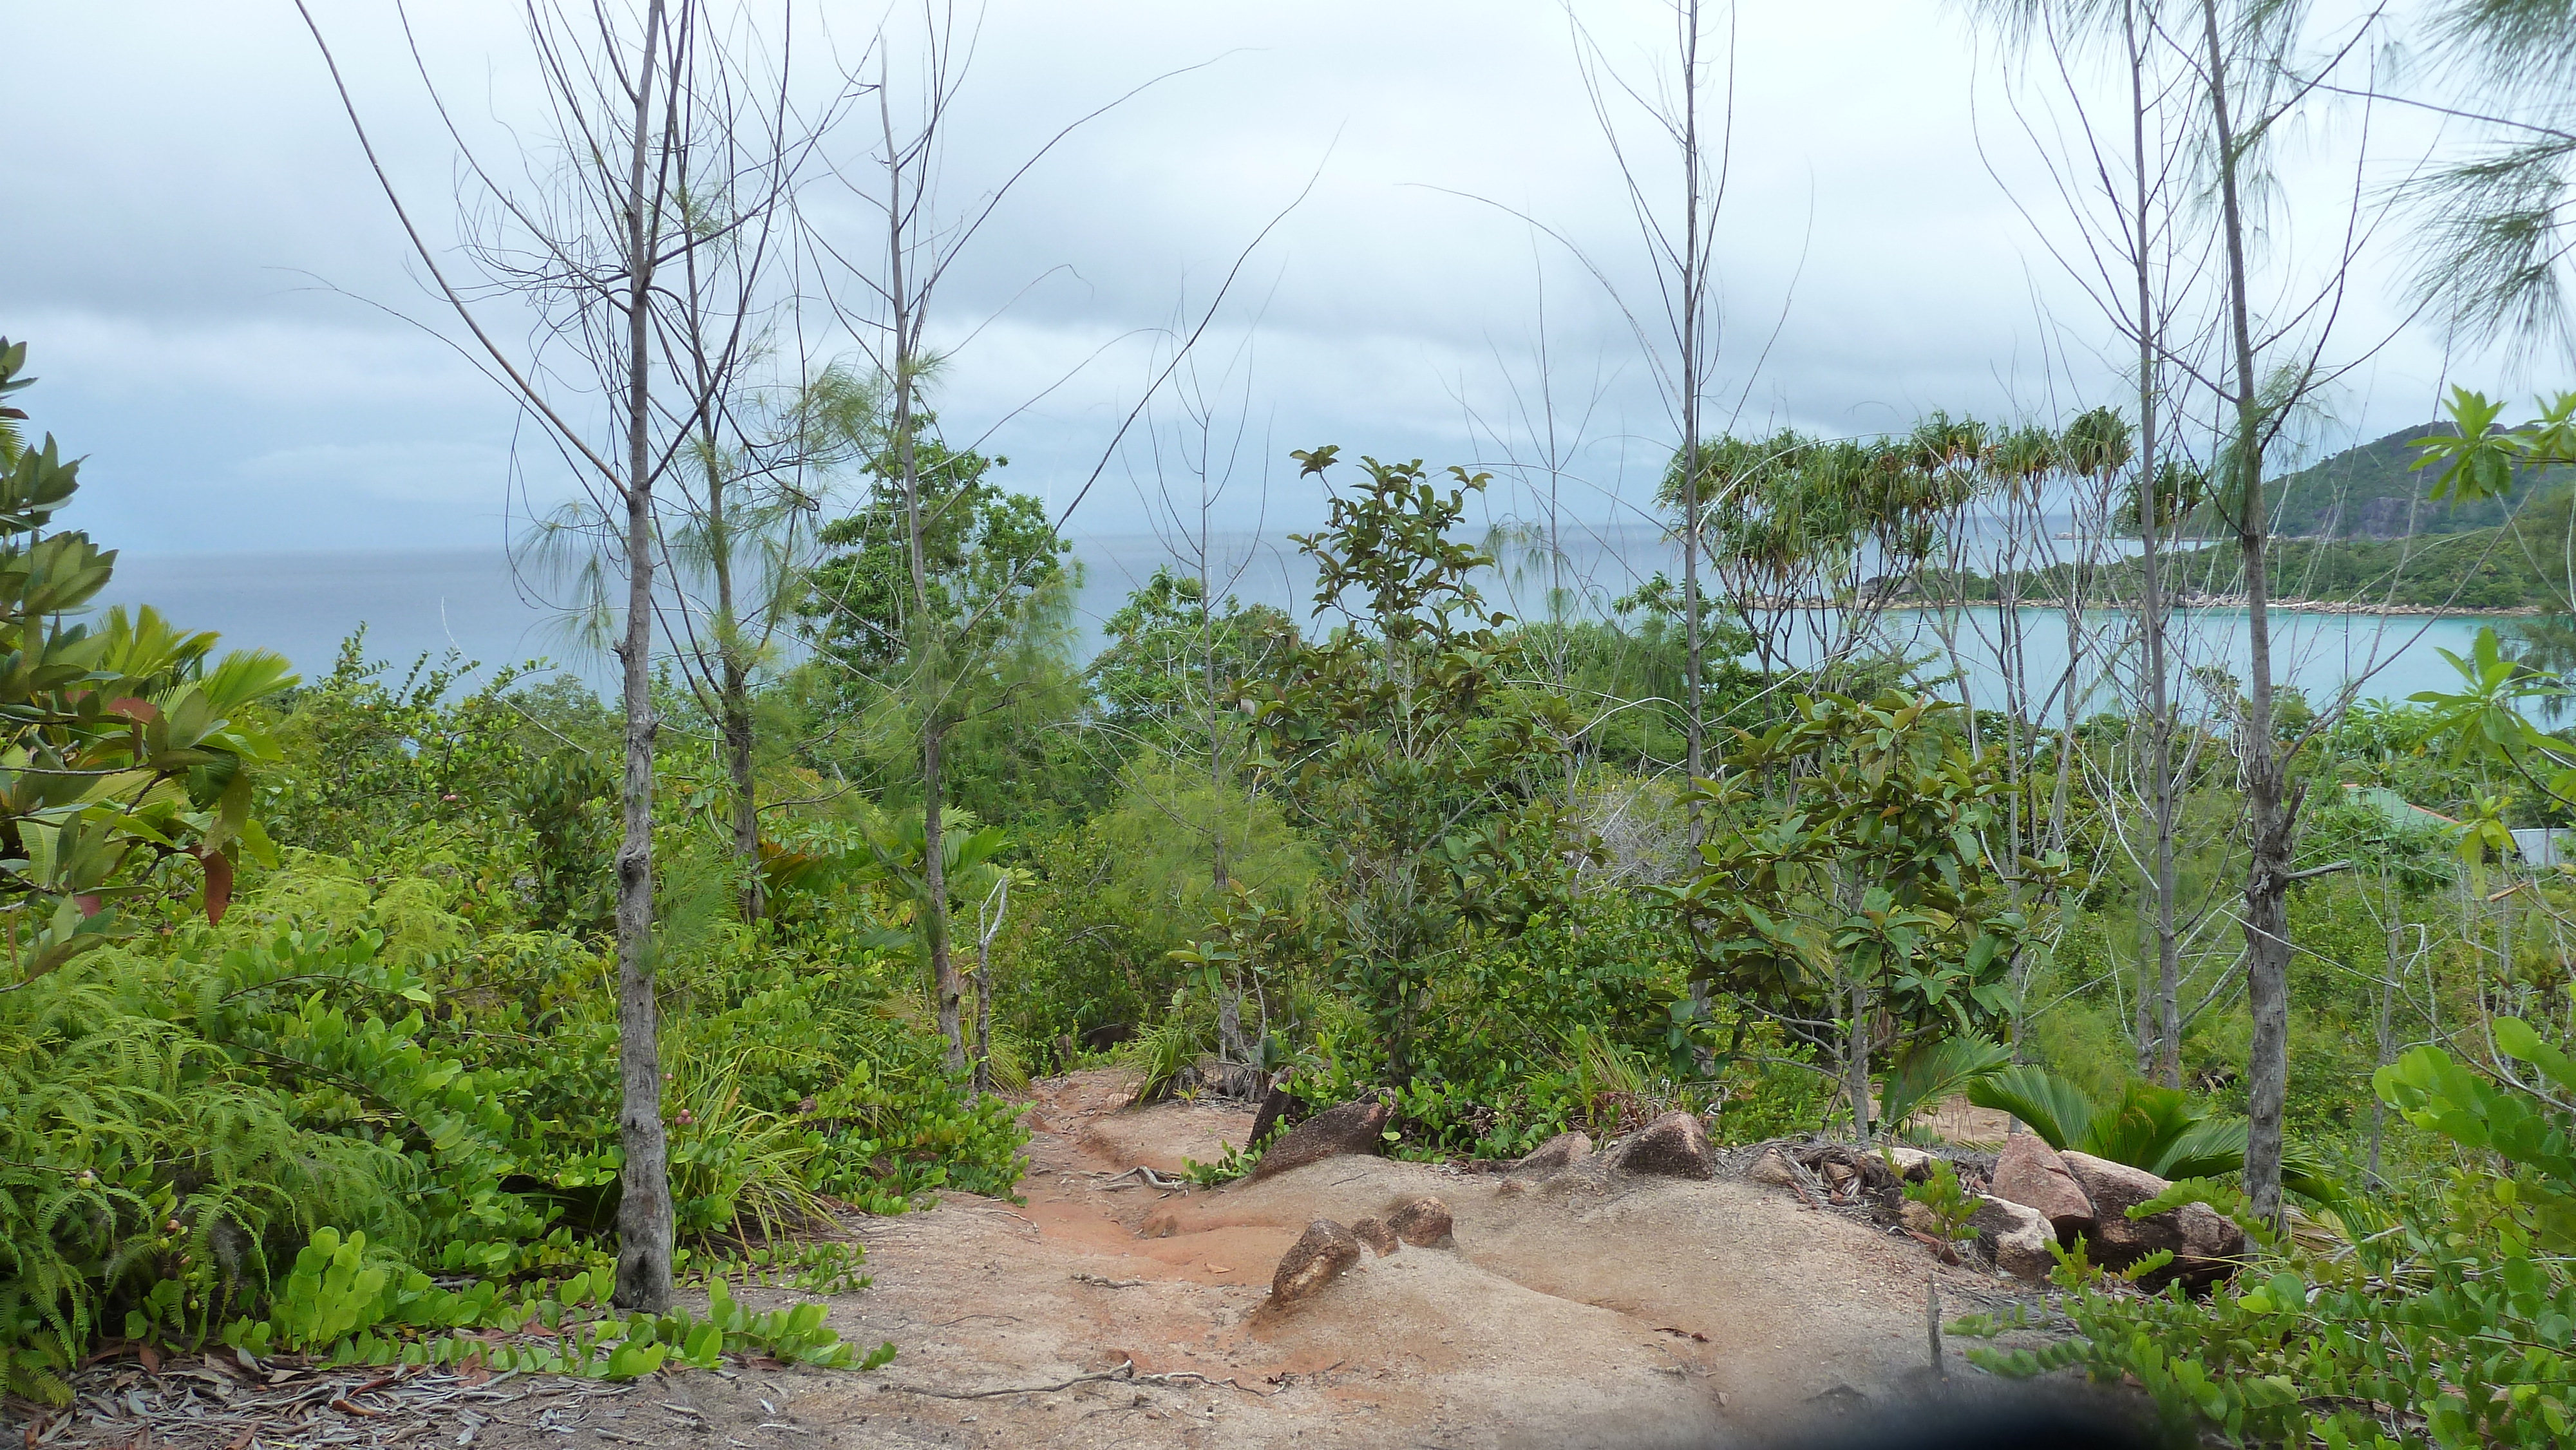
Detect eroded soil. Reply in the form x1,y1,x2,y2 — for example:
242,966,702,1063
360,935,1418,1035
17,1073,2070,1450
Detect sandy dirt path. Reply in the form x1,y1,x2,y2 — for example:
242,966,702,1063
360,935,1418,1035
491,1073,2056,1450
17,1073,2067,1450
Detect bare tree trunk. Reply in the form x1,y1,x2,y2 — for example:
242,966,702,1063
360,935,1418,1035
612,0,675,1315
974,907,994,1095
1679,0,1707,823
2126,0,2184,1091
705,452,765,923
299,0,806,1312
2133,911,2157,1076
1848,974,1875,1144
722,661,761,919
1206,576,1248,1066
2199,0,2292,1227
2366,875,2401,1189
923,715,959,1069
879,75,963,1075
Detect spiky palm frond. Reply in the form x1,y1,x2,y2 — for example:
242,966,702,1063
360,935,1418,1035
1969,1063,2098,1150
1879,1035,2013,1135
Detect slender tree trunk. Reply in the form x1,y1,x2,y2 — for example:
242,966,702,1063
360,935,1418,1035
2366,876,2401,1189
722,661,760,918
1847,974,1875,1145
1680,0,1706,826
2134,910,2157,1076
706,452,764,923
1204,576,1248,1066
1216,973,1246,1066
2199,0,2293,1226
2125,0,2185,1091
923,720,960,1069
611,0,675,1315
883,77,963,1073
974,908,994,1095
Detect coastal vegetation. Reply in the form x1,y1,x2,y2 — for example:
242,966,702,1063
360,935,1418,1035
8,0,2576,1444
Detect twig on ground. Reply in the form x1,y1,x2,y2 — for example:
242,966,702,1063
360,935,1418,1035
878,1361,1140,1400
876,1358,1276,1402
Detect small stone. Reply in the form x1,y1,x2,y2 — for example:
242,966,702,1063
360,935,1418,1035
1350,1217,1399,1256
1969,1195,2055,1283
1269,1219,1362,1304
1247,1071,1298,1152
1609,1111,1715,1180
1748,1148,1799,1187
1989,1134,2096,1243
1387,1196,1454,1247
1899,1199,1944,1238
1513,1131,1592,1174
1249,1099,1393,1182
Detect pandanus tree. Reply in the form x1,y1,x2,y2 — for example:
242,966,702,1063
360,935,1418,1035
1681,429,1964,704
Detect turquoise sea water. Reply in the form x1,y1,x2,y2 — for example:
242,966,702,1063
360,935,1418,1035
100,541,2509,711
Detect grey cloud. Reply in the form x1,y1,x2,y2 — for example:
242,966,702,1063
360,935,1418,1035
0,0,2503,556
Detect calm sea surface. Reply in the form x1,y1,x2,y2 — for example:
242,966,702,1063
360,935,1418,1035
100,539,2504,711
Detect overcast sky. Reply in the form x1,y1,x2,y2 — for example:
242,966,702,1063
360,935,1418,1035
1,0,2521,557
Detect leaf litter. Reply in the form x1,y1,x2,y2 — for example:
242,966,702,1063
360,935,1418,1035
6,1351,639,1450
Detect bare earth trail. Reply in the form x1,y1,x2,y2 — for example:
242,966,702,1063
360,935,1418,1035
480,1072,2056,1450
19,1074,2063,1450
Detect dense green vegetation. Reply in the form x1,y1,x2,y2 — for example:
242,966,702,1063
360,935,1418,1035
11,0,2576,1436
2244,424,2514,540
16,307,2576,1441
6,308,2576,1441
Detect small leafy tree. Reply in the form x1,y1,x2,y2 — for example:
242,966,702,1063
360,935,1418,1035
1672,692,2036,1142
1247,447,1573,1082
802,418,1074,1066
802,428,1069,681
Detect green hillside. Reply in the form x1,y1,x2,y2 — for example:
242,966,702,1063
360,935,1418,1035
2260,421,2560,538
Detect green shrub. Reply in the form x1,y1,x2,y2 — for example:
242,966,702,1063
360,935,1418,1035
1964,1021,2576,1446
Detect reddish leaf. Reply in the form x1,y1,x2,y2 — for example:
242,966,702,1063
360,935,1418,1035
73,893,102,918
200,850,232,925
137,1342,161,1374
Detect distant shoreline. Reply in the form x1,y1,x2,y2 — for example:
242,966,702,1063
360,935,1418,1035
1739,596,2546,619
